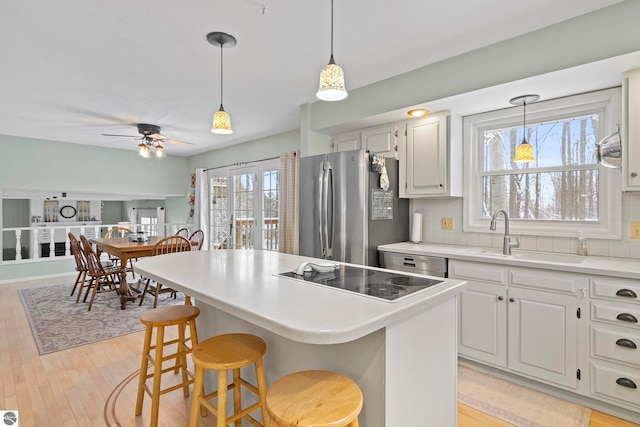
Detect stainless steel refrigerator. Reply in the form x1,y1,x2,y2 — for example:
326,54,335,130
299,149,409,267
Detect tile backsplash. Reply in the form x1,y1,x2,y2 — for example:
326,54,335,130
410,192,640,259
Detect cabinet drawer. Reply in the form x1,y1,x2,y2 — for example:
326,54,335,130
591,324,640,368
591,277,640,304
449,261,507,284
591,362,640,408
510,268,584,294
592,301,640,330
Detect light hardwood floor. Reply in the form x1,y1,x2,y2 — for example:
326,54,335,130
1,275,638,426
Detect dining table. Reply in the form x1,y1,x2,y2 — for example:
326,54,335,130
90,236,165,309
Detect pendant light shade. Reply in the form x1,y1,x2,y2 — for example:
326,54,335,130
510,94,539,163
317,0,347,101
212,107,232,134
207,32,236,134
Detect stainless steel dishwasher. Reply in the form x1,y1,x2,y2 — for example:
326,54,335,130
379,250,448,278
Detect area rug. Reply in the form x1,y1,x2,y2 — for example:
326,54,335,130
458,364,591,427
18,283,184,355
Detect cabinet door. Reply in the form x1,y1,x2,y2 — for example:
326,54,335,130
362,124,397,158
508,287,580,388
332,132,361,152
403,113,448,196
623,69,640,190
458,281,507,367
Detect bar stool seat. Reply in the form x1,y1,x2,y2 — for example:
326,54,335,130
135,305,200,427
265,370,363,427
189,333,268,427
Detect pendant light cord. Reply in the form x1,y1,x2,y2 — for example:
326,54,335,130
330,0,334,57
220,44,224,107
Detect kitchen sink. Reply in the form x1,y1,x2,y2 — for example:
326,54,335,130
464,248,585,264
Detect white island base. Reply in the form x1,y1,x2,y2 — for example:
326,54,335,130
195,296,458,427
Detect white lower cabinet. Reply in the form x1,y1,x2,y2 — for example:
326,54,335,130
589,275,640,409
453,260,584,390
507,286,580,388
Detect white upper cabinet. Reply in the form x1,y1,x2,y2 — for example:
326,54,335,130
623,69,640,190
332,124,398,158
332,131,361,152
399,111,462,198
361,124,397,159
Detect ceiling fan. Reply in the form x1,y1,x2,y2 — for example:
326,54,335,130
102,123,194,158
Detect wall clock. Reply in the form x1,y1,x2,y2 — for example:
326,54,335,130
60,205,77,219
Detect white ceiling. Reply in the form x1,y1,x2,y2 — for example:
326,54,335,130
0,0,629,157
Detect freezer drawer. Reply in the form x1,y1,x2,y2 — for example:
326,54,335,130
379,251,447,277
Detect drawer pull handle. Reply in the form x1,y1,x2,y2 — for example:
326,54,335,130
509,297,515,303
616,377,638,389
617,313,638,323
497,296,504,301
616,338,638,349
403,262,416,267
616,289,638,299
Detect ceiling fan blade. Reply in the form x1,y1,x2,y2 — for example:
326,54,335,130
163,138,195,146
148,133,167,140
101,133,139,138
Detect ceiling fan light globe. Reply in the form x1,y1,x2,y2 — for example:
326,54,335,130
155,147,164,158
211,109,233,134
138,143,150,158
317,62,348,101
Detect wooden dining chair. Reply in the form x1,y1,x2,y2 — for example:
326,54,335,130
68,233,89,299
79,235,120,311
139,235,192,308
189,229,205,251
104,227,136,279
175,227,189,238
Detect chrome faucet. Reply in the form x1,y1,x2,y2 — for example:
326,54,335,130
490,209,519,255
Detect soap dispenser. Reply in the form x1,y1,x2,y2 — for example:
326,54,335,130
577,231,588,256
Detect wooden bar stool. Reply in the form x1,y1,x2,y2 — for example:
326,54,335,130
265,370,363,427
189,333,268,427
135,305,200,427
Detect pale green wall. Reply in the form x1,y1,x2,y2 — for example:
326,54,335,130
0,135,190,196
188,130,299,170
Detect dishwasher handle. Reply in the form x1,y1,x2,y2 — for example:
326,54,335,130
402,256,416,267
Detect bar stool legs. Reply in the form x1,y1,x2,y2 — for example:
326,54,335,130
189,333,268,427
135,305,200,427
265,370,363,427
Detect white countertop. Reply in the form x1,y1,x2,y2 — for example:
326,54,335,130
379,242,640,279
134,250,466,345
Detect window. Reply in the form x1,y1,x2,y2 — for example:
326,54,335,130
207,160,280,250
463,88,621,239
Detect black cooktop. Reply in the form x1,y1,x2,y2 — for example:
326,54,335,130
277,264,443,302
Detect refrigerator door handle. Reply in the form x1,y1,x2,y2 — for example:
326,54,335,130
325,162,334,257
318,162,325,256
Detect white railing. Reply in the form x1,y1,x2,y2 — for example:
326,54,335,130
2,222,193,263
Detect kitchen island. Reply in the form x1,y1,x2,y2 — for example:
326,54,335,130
135,250,466,426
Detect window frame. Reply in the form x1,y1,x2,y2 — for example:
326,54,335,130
463,88,622,239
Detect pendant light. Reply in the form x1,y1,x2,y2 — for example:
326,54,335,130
316,0,347,101
510,94,540,163
207,32,237,134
